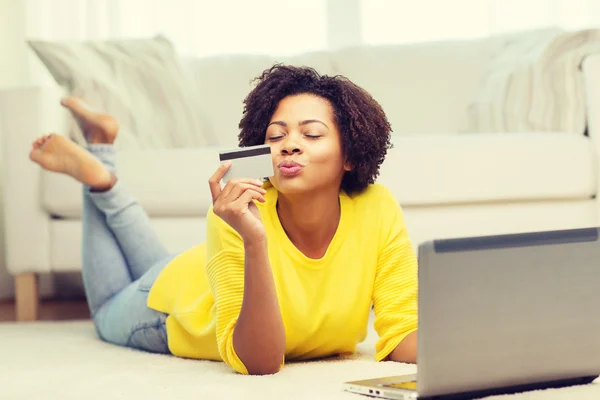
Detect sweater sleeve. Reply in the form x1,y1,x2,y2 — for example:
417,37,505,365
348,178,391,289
372,196,418,361
204,206,249,374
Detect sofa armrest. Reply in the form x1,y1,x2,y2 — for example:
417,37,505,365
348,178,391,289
583,54,600,146
0,86,67,275
582,54,600,208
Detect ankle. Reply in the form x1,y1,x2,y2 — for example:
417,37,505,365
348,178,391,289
90,173,117,193
87,134,115,145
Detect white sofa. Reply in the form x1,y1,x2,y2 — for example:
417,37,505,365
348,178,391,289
2,34,600,321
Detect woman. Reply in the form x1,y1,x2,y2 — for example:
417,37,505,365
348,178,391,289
29,64,418,375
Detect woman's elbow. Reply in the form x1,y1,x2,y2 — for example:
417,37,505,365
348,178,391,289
388,330,418,364
245,360,283,376
232,338,285,375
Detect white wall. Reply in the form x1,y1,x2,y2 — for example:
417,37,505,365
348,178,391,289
0,0,28,90
0,0,29,299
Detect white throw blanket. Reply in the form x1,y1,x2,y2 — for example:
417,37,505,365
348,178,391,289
463,28,600,135
1,318,599,400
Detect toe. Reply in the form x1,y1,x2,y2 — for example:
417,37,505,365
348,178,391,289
40,133,53,145
33,135,47,148
60,96,78,108
61,97,87,116
29,148,40,162
60,97,72,108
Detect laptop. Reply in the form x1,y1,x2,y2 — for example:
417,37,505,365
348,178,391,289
344,227,600,399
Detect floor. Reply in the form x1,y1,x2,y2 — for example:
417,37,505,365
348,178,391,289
0,315,415,400
2,311,598,400
0,299,90,322
1,301,599,399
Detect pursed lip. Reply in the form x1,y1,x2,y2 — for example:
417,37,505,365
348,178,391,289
278,160,304,168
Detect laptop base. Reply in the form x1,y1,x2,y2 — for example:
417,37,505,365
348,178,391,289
420,376,598,400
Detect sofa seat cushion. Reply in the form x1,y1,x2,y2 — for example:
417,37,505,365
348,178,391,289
49,217,208,271
379,132,596,206
41,132,596,219
42,146,224,219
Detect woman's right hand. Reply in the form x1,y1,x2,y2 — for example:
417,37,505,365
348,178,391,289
208,162,268,243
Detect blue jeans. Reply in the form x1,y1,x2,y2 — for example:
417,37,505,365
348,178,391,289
82,144,175,354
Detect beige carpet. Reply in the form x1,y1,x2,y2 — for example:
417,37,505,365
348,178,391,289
1,318,598,400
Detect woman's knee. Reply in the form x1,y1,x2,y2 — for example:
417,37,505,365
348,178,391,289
90,285,170,354
126,324,170,354
92,312,119,345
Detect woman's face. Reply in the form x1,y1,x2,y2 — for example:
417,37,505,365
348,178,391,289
265,93,351,195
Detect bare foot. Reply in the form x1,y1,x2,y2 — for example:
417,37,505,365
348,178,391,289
61,97,119,144
29,134,115,190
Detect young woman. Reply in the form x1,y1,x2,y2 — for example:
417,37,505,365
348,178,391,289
29,64,418,375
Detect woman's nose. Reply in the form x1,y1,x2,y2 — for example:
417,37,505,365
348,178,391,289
281,146,301,154
280,136,302,154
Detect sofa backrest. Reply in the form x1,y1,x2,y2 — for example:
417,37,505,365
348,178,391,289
182,36,497,147
182,51,336,147
330,39,496,136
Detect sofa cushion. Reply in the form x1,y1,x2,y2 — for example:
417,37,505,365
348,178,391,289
379,132,596,206
42,146,223,219
182,51,335,148
330,39,496,136
41,132,596,219
49,218,207,272
28,36,214,150
461,28,600,136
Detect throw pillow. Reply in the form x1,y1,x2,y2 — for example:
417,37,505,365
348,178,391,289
461,28,600,135
28,35,213,149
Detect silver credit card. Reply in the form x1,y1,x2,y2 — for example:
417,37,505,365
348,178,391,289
219,144,274,183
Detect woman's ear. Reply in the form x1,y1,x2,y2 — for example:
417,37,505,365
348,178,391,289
343,159,354,172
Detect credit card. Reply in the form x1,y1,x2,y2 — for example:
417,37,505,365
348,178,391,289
219,144,274,183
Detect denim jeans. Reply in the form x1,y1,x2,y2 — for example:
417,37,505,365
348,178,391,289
82,144,175,354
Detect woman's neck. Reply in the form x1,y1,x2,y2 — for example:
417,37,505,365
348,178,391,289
276,189,341,259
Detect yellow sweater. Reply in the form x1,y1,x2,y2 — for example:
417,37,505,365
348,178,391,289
147,183,418,374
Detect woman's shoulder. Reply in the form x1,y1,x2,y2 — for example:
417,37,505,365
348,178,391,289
344,184,406,243
346,183,397,206
344,184,402,226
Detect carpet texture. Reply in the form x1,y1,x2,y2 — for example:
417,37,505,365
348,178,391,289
1,319,598,400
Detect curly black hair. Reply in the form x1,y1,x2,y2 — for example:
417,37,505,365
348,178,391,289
238,64,392,194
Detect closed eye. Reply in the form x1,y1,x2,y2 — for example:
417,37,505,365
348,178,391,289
267,136,284,141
